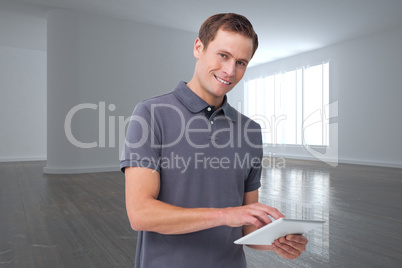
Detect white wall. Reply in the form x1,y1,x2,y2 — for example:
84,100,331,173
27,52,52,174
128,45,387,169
0,46,47,161
44,9,197,174
2,5,401,170
232,25,402,168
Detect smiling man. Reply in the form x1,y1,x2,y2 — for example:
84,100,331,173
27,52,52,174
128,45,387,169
121,13,308,268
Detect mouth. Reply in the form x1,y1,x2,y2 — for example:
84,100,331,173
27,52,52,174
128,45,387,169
214,75,232,85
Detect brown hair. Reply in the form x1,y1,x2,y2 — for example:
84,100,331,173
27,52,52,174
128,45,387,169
198,13,258,58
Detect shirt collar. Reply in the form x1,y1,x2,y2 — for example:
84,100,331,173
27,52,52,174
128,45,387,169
173,81,237,122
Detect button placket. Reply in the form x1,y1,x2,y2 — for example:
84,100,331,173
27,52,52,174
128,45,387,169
205,106,215,124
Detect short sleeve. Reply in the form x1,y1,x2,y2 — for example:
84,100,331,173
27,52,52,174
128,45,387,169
120,102,162,173
244,125,263,192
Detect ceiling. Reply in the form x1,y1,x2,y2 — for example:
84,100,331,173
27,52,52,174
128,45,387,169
1,0,402,66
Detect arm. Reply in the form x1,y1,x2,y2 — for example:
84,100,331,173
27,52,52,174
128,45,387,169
125,167,284,235
242,190,308,259
125,166,224,234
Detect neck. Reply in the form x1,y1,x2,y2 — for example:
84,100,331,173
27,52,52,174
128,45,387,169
187,79,224,109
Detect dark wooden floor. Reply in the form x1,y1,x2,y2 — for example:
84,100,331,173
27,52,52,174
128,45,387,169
0,161,135,267
1,160,402,267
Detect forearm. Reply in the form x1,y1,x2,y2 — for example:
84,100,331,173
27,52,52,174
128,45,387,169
128,199,226,235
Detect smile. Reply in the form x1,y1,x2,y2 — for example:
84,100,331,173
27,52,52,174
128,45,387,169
215,75,231,85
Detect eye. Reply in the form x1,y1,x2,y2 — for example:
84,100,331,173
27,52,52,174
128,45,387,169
237,61,246,67
219,53,227,58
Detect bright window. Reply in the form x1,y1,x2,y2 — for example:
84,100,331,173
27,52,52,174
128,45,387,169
244,62,329,146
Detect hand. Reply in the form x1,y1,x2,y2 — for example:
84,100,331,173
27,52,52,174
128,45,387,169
223,203,284,229
272,234,308,259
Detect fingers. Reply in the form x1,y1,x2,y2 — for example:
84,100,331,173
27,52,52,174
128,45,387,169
265,205,285,220
248,203,285,222
247,215,269,229
245,204,284,228
272,243,300,259
224,203,285,229
272,235,308,259
239,207,271,228
286,234,308,245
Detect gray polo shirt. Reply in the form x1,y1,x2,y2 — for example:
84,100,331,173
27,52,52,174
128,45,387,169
121,81,263,268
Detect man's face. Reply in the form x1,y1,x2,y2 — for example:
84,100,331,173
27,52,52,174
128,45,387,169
193,29,254,104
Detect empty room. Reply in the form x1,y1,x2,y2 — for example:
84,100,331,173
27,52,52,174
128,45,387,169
1,0,402,267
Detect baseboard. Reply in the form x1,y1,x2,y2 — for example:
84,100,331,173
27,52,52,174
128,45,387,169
265,154,402,169
337,158,402,169
0,156,47,162
43,165,121,174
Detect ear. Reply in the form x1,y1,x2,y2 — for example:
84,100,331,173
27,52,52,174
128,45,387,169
193,38,204,59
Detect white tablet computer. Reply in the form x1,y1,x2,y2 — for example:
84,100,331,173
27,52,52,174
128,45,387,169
234,218,325,245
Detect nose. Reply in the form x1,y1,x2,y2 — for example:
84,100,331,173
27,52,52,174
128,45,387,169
222,61,236,77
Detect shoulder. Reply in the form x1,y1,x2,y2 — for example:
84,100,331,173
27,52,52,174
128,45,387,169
133,91,177,114
139,91,176,107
